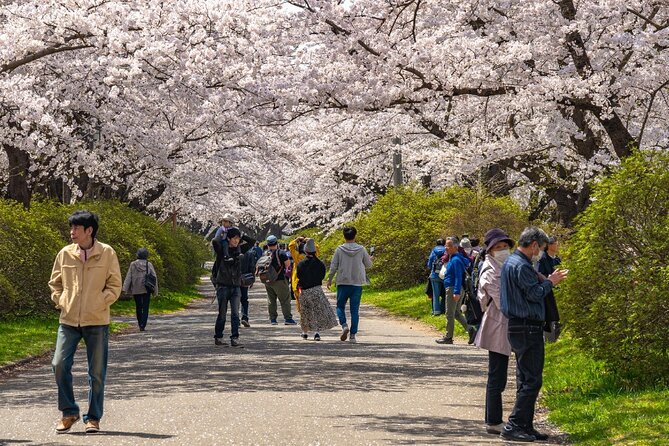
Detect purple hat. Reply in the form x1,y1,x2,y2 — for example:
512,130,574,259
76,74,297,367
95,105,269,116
484,228,514,250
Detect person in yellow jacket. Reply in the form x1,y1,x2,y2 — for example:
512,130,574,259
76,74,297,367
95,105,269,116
288,236,321,299
48,210,122,435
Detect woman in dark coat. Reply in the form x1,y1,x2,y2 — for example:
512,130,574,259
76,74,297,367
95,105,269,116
122,248,158,331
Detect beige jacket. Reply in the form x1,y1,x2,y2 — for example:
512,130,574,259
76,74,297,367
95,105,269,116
123,259,158,295
474,257,512,356
48,241,122,327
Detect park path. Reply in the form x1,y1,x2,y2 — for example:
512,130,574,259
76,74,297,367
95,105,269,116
0,279,564,445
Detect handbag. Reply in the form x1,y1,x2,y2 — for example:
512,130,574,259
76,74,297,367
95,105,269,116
241,272,255,287
143,260,157,295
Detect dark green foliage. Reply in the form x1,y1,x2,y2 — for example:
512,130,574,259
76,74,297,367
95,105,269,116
0,199,209,319
560,150,669,387
317,185,528,289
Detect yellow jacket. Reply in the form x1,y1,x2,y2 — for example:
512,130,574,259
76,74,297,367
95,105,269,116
288,238,320,296
48,241,122,327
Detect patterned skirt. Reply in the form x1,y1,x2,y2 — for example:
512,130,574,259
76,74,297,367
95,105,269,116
299,286,339,332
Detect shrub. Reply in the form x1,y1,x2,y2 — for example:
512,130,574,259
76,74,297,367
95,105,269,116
560,150,669,386
317,185,528,289
0,199,210,319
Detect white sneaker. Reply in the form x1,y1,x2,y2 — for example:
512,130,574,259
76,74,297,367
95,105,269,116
349,334,357,343
340,326,349,341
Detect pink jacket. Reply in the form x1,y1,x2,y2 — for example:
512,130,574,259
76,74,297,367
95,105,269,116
474,257,511,356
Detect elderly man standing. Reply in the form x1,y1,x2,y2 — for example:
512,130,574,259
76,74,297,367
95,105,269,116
49,210,122,434
436,237,477,345
500,227,567,442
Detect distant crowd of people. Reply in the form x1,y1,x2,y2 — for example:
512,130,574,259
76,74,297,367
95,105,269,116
47,208,566,442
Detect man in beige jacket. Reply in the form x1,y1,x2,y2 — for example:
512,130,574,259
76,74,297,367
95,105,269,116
49,210,122,434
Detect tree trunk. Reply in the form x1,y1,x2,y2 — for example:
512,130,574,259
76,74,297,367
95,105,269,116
3,144,32,208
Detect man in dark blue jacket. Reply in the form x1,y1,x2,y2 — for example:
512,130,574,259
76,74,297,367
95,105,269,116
436,237,476,345
426,239,446,315
499,227,567,442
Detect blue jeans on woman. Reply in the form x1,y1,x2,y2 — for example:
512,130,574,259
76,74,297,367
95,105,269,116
336,285,363,335
52,324,109,422
215,285,241,340
133,293,151,330
430,277,444,315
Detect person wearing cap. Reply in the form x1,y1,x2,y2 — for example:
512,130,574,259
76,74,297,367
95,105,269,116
213,213,235,263
296,239,338,340
499,227,568,442
262,235,297,325
436,236,477,345
289,235,321,304
212,226,256,347
473,229,514,435
122,248,158,332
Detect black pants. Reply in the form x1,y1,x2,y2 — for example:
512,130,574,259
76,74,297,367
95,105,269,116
507,321,545,430
485,351,509,425
133,293,151,329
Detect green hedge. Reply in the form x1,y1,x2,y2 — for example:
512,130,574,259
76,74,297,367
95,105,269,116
0,199,209,319
313,185,528,289
560,150,669,386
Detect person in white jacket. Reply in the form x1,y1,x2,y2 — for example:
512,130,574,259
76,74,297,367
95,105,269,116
122,248,158,332
326,226,373,343
474,228,514,435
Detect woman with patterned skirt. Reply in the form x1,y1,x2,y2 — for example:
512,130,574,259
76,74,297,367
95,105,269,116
296,239,338,340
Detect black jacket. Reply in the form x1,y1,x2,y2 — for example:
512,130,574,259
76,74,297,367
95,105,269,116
212,234,256,286
296,256,326,290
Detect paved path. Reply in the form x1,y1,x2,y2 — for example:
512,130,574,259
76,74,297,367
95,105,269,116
0,281,563,445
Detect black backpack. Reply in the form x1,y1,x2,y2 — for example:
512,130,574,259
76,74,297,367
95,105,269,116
143,260,157,295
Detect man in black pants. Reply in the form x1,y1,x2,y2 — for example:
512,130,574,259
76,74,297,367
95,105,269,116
499,227,567,442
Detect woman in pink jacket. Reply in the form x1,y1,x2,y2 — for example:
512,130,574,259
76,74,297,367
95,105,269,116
474,228,514,435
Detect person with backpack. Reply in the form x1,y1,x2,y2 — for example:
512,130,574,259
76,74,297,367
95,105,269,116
212,227,255,347
256,235,297,325
296,239,338,340
122,248,158,332
473,228,514,435
326,226,373,344
426,238,447,315
436,237,477,345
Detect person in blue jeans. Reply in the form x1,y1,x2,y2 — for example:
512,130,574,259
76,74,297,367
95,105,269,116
48,210,122,434
212,227,255,347
326,226,373,343
426,238,447,315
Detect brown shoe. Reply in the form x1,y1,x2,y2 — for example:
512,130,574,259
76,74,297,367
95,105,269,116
56,415,80,434
85,419,100,433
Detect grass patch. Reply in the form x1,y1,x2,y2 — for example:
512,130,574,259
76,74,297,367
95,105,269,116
0,287,204,366
362,284,669,445
544,336,669,445
362,284,467,337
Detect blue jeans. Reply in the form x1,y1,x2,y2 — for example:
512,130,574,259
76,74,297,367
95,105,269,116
430,277,443,314
215,285,241,339
52,324,109,422
486,351,509,425
507,320,545,430
336,285,362,335
133,293,151,329
240,286,249,321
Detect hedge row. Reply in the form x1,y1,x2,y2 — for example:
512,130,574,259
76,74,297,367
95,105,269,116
312,185,529,289
0,199,210,319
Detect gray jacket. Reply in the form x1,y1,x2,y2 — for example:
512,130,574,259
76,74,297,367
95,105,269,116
122,259,158,296
328,243,373,286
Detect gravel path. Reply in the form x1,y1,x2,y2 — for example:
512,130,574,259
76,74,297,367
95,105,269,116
0,280,565,445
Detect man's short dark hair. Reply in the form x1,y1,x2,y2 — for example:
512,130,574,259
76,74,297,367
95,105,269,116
518,227,549,248
343,226,357,241
436,238,445,246
68,210,99,239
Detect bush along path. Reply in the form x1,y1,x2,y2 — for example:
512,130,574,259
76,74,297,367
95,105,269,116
0,278,569,445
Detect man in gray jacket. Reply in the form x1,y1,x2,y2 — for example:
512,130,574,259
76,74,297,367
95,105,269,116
326,226,373,343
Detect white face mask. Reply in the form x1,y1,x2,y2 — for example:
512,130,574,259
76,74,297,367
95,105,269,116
531,246,542,263
491,249,511,263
